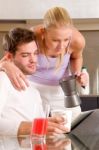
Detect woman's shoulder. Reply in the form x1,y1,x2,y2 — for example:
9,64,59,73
31,24,44,34
71,27,85,51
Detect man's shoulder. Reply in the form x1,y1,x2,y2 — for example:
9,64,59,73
0,71,9,81
0,71,11,91
26,81,42,103
28,81,40,94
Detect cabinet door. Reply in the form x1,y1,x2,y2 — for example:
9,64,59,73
97,96,99,108
80,96,98,111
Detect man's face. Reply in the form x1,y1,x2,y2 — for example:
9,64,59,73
12,41,38,75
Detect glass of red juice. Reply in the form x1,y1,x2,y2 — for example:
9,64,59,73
31,138,47,150
31,103,50,140
31,140,47,150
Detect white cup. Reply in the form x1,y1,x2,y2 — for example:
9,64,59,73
51,108,72,131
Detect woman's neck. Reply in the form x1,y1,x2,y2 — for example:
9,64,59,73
47,53,59,58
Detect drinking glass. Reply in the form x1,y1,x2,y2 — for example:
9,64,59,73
31,103,50,141
31,139,47,150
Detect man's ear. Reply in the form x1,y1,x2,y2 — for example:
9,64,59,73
4,52,13,60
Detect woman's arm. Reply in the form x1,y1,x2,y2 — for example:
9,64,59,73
70,29,88,86
0,56,29,90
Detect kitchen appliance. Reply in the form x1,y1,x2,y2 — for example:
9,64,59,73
59,75,81,108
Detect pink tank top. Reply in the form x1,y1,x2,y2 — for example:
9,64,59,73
29,53,71,86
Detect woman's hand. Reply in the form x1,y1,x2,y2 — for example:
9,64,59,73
1,61,29,90
76,72,89,87
47,116,70,137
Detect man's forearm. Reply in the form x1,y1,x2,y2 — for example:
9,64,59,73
17,121,32,137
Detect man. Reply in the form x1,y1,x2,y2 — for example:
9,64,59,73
0,27,68,136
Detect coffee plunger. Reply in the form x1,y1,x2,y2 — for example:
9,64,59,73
59,75,81,108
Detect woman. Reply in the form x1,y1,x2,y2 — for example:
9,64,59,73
0,7,87,120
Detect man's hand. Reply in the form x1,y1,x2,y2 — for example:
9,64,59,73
47,116,70,137
46,137,71,150
17,116,71,137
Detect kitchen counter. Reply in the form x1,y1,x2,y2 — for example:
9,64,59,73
80,94,98,97
0,109,99,150
0,134,97,150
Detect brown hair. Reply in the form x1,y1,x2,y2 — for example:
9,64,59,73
3,27,36,55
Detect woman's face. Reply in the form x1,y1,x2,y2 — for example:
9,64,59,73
44,26,72,56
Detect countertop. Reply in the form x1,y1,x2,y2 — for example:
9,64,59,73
80,94,98,97
0,109,99,149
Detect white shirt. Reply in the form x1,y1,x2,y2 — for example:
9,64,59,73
0,72,43,136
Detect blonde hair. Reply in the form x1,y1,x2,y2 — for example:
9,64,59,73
44,7,72,29
37,7,73,70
